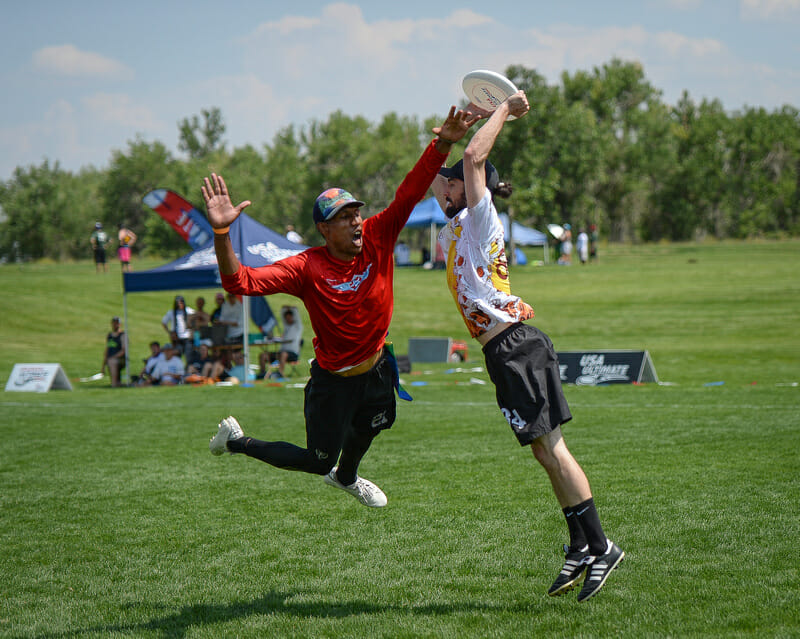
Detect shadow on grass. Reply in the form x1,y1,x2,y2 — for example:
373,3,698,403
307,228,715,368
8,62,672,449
27,589,540,638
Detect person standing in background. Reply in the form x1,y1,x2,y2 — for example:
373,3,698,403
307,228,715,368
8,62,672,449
576,228,589,265
90,223,109,273
117,222,137,273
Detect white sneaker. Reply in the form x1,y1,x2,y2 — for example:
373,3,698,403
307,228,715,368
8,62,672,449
209,416,244,456
323,466,387,507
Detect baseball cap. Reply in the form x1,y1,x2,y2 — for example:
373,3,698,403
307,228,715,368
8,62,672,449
312,188,365,223
161,343,175,351
111,316,120,322
95,222,103,229
438,159,500,193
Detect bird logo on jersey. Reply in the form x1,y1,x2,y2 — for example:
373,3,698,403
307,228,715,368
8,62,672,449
326,263,372,292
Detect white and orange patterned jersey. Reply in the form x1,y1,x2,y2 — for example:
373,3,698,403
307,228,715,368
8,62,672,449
438,189,534,338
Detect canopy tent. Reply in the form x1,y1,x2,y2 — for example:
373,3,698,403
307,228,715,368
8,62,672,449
121,213,307,384
404,198,549,264
404,197,449,264
498,213,549,263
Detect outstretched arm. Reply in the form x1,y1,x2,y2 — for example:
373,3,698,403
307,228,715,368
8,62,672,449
463,90,529,208
430,106,483,211
432,106,482,154
201,173,251,276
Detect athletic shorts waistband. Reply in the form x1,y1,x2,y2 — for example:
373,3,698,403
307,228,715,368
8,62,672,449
481,322,526,354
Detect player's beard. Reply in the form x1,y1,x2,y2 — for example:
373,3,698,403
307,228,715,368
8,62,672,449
444,193,466,219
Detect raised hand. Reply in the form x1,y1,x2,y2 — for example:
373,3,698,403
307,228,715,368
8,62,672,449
465,101,493,119
433,106,482,144
505,90,530,119
201,173,251,230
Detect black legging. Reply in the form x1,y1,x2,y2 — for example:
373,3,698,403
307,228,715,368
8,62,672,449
227,427,376,486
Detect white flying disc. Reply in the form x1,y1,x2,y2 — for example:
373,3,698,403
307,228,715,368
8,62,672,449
462,69,519,120
547,223,565,241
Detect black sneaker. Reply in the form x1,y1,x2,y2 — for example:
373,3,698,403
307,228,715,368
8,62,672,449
547,544,590,596
577,541,624,603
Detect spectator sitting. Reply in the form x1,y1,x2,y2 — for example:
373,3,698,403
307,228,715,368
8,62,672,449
211,349,254,384
274,306,304,379
151,343,185,386
133,341,163,386
186,340,215,378
209,349,233,381
102,316,126,387
257,306,304,380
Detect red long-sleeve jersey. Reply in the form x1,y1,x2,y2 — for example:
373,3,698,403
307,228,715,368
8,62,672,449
221,140,448,371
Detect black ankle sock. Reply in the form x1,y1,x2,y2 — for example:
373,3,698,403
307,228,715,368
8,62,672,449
563,505,588,552
334,470,356,486
573,497,608,556
227,437,247,454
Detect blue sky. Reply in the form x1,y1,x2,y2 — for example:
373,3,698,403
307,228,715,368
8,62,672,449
2,0,799,182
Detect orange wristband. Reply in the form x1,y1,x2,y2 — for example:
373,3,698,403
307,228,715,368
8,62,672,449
213,226,230,235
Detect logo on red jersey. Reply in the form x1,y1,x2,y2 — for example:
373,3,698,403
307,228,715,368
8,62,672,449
326,263,372,292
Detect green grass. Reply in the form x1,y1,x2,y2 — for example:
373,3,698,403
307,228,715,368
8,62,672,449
1,240,799,638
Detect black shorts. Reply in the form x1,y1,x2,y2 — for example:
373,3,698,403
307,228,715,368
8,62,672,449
303,353,397,462
94,248,106,264
482,323,572,446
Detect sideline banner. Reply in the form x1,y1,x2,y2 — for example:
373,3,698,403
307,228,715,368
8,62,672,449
5,363,73,393
142,189,214,250
556,351,659,386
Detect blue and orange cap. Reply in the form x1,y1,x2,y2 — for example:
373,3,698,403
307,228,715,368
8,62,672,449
312,188,365,224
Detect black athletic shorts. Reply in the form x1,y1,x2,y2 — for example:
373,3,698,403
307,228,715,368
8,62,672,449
303,352,397,462
482,323,572,446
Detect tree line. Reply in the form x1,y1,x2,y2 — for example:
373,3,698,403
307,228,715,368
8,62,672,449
1,59,798,262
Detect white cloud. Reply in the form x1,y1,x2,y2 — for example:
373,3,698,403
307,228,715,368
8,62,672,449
32,44,131,78
82,93,159,130
740,0,800,19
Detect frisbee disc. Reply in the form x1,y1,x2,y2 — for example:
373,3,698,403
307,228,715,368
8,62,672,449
547,224,565,240
462,69,518,120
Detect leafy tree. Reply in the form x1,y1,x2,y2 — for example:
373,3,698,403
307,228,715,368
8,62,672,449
259,127,312,241
178,107,226,159
0,160,65,260
563,59,663,241
725,105,799,237
100,137,181,256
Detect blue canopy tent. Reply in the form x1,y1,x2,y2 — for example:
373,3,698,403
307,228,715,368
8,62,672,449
122,213,307,383
404,198,449,265
404,198,549,265
498,213,549,264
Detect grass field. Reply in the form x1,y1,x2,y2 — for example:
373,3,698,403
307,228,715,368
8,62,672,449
1,240,799,638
